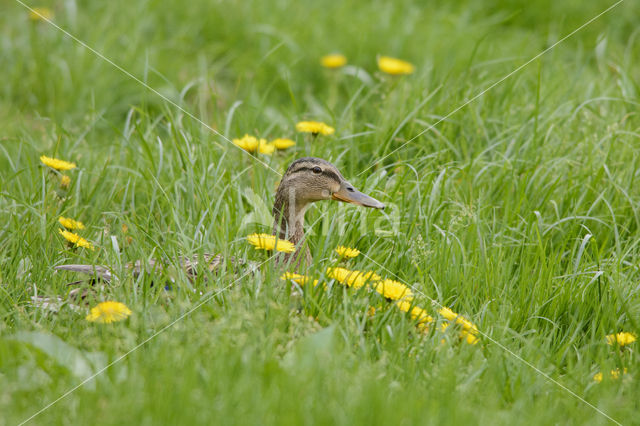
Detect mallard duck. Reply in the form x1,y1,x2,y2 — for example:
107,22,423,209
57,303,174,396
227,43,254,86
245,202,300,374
54,157,384,283
273,157,384,268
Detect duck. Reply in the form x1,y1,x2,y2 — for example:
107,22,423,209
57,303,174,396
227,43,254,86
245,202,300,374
273,157,384,268
54,157,384,284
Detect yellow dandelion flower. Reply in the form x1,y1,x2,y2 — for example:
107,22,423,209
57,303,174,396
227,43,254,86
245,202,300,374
594,368,628,383
438,319,478,345
440,322,450,334
271,138,296,149
86,301,132,323
326,267,362,288
40,155,76,171
29,7,53,21
58,216,85,230
396,300,433,325
281,272,318,286
461,329,479,345
606,332,636,346
281,272,303,281
363,271,382,282
60,175,71,188
373,279,413,301
367,306,376,317
611,368,627,379
295,121,335,136
377,56,415,75
335,246,360,258
438,306,478,333
247,233,295,253
232,134,259,152
258,139,275,155
326,267,379,289
321,54,347,69
59,229,94,250
603,370,622,381
438,306,457,321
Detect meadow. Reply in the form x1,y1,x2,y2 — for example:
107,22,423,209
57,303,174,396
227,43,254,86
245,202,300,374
1,0,640,424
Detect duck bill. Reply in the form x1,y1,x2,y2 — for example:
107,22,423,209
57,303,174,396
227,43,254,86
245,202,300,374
332,186,385,209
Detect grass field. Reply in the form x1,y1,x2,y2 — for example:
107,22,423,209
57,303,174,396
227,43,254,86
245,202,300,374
1,0,640,424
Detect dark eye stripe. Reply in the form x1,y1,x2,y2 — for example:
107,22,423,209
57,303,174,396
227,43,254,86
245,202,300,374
290,166,341,183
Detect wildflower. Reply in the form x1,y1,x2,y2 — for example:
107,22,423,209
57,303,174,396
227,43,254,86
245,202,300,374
326,267,380,289
606,332,636,346
335,246,360,258
281,272,305,282
58,216,85,230
271,138,296,149
59,229,93,250
396,300,433,325
232,134,259,152
438,306,478,333
438,319,479,345
40,155,76,171
363,271,382,281
373,279,413,301
593,368,628,383
367,306,376,317
438,306,457,321
326,267,361,288
247,233,295,253
321,54,347,69
296,121,335,136
258,139,275,155
86,301,132,323
281,272,318,286
377,56,415,75
28,7,53,21
461,330,479,345
60,175,71,188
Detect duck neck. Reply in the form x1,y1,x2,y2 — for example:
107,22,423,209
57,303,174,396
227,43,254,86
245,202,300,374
272,190,312,269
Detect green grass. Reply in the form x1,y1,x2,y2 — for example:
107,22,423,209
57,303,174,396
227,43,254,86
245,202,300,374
2,0,640,424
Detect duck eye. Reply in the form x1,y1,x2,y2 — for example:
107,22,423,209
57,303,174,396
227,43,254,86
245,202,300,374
312,166,322,174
